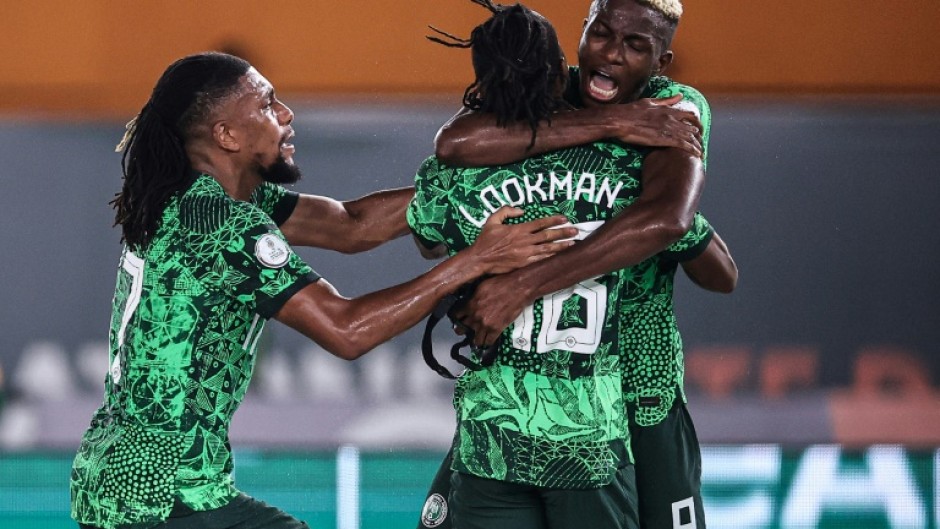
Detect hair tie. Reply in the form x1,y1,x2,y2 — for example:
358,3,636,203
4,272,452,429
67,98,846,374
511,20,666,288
114,115,139,152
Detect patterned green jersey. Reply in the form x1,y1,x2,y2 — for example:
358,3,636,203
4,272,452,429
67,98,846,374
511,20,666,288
71,175,318,528
641,76,711,162
621,77,713,426
620,214,714,427
565,69,716,426
408,142,645,489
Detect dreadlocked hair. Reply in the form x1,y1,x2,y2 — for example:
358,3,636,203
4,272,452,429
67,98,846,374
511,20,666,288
428,1,567,149
112,52,251,251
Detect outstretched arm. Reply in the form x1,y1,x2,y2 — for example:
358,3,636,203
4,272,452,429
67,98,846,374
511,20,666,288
275,208,577,359
435,96,702,167
279,187,415,253
457,147,705,346
682,231,737,294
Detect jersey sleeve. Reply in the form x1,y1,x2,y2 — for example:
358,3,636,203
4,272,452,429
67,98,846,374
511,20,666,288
644,77,712,166
407,156,452,251
220,204,320,319
250,183,300,226
660,212,714,262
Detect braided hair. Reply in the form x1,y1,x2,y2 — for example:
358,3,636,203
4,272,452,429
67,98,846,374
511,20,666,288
429,1,568,148
112,52,251,250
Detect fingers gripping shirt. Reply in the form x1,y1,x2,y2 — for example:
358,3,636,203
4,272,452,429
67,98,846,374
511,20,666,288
619,213,714,427
408,144,643,490
642,76,712,166
562,68,711,165
71,175,318,528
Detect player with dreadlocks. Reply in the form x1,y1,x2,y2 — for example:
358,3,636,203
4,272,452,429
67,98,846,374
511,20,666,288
421,1,738,528
69,51,578,529
426,0,571,150
410,3,648,528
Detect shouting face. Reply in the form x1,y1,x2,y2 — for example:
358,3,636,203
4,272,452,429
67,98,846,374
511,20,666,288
578,0,675,107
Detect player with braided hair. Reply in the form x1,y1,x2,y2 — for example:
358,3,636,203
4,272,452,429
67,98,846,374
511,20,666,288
428,0,570,149
70,51,578,529
416,1,736,528
411,3,644,529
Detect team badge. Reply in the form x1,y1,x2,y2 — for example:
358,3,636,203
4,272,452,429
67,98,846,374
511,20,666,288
254,233,291,268
421,493,448,528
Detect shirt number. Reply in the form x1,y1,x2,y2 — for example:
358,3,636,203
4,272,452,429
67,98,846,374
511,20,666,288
111,251,145,384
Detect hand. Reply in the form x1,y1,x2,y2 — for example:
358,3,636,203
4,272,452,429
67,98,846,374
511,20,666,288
469,207,577,275
608,95,704,158
454,274,529,347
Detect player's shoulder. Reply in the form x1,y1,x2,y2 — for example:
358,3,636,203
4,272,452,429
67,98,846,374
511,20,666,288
179,175,272,235
250,182,286,204
417,155,444,174
414,155,444,186
644,76,710,117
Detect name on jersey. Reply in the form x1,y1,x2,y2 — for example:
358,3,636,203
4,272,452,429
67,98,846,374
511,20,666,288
459,171,625,228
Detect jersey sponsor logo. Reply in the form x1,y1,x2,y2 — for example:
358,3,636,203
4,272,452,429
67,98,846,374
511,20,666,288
254,233,291,268
421,493,448,528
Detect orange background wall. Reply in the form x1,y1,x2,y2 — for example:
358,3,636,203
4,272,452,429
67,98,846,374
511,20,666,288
2,0,938,116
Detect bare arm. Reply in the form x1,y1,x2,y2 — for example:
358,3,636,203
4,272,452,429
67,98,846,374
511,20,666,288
279,187,415,253
435,97,702,167
682,231,737,294
275,254,484,361
274,208,577,359
458,148,705,345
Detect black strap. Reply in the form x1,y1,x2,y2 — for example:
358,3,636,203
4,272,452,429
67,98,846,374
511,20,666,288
421,285,504,380
422,293,461,379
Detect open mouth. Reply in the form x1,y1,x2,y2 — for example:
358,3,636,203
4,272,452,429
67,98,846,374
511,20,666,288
280,131,295,156
586,71,619,102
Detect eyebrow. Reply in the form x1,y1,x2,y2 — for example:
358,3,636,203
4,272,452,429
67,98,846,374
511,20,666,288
593,18,654,41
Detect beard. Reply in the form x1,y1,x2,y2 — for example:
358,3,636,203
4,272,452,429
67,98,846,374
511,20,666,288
258,155,302,185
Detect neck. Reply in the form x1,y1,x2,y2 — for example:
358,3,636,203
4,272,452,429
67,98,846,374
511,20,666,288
188,150,260,202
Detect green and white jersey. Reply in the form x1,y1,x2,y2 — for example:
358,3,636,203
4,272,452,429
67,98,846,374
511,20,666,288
408,142,643,489
620,213,714,427
71,174,318,528
642,76,711,164
620,77,713,426
566,69,715,427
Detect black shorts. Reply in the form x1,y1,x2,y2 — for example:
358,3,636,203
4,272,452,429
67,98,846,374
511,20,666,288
418,449,457,529
79,493,310,529
628,399,706,529
417,451,638,529
419,400,704,529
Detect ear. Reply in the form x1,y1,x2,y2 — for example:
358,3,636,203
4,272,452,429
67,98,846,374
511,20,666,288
213,121,240,153
654,50,674,76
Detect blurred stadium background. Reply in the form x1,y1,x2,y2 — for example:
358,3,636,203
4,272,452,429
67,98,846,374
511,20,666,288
1,1,938,528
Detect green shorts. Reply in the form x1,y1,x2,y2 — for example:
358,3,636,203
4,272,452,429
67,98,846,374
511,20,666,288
78,493,309,529
417,451,638,529
628,398,705,529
